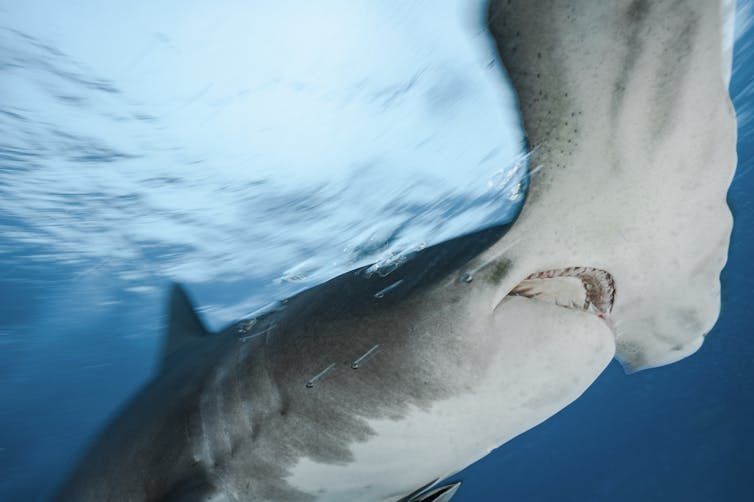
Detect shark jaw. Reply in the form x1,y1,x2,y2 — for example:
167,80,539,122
509,267,616,316
506,266,621,344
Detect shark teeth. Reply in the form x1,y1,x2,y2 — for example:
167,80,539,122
508,267,616,315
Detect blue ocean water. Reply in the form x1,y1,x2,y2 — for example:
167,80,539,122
0,2,752,501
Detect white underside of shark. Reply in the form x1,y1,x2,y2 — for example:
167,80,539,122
285,299,614,501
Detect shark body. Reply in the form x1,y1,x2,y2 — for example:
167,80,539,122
58,1,737,500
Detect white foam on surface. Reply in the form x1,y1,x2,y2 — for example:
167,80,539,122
0,0,524,324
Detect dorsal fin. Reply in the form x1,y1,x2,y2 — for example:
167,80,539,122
162,284,209,371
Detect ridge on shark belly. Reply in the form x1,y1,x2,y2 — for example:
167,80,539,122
57,0,737,501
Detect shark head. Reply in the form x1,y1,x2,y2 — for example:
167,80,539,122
476,0,738,372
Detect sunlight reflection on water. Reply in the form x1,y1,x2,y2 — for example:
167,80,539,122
0,1,526,325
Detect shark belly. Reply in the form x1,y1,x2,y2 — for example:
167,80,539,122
197,294,614,501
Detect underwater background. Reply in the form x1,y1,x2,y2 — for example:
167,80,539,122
0,1,752,500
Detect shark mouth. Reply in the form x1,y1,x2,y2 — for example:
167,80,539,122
508,267,616,318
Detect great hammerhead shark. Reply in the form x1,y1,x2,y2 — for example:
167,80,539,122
58,0,737,500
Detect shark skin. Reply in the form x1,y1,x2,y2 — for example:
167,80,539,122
57,227,614,502
58,226,549,501
57,1,736,501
